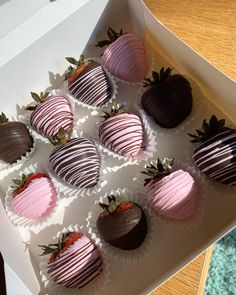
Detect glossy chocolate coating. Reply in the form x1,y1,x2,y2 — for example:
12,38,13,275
68,61,112,107
193,129,236,185
97,203,147,250
0,122,33,164
49,137,100,188
141,75,192,128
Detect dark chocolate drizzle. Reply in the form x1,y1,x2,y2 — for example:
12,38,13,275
49,137,100,188
97,203,147,250
141,75,192,128
68,61,112,107
193,129,236,185
47,238,102,288
0,122,33,164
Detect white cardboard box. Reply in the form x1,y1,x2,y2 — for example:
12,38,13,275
0,1,235,294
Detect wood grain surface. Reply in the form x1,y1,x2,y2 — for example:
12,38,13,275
150,247,214,295
144,0,236,80
143,1,233,294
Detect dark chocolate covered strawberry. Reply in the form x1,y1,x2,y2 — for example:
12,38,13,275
97,195,147,250
39,231,102,288
49,128,100,188
96,27,147,83
189,115,236,185
0,112,33,164
141,68,192,128
65,55,112,107
26,91,74,143
10,173,58,220
99,102,144,157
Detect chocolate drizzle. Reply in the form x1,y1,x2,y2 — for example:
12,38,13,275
49,137,100,188
97,203,147,250
68,61,112,107
47,236,102,288
141,74,192,128
193,129,236,185
99,112,144,157
0,122,33,164
30,95,74,141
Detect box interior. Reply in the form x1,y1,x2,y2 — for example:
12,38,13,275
0,1,235,294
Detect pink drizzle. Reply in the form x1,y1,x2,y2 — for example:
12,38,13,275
147,170,198,220
11,177,58,220
102,34,147,82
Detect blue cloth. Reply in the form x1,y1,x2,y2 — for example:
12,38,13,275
204,228,236,295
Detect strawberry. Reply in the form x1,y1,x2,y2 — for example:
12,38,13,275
49,128,100,188
0,112,33,164
142,158,198,221
141,68,192,128
189,115,236,185
97,195,147,250
64,55,112,107
96,27,147,83
98,101,144,157
26,91,74,143
39,231,103,288
10,173,57,220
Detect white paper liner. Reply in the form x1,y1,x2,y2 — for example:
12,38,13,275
40,224,110,295
86,188,156,262
92,102,157,164
63,57,118,111
100,41,154,86
5,163,60,229
137,74,205,136
0,122,36,171
48,131,107,198
134,160,207,229
24,89,78,144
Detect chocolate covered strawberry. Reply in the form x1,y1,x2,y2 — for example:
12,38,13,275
10,173,58,220
49,128,100,188
142,158,198,221
189,115,236,185
65,55,112,107
97,195,147,250
141,68,192,128
96,27,147,83
39,231,102,288
99,102,144,157
26,91,74,143
0,112,33,164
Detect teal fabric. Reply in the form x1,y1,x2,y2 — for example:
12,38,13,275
204,228,236,295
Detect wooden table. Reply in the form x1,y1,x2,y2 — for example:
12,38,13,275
144,0,236,81
144,0,236,294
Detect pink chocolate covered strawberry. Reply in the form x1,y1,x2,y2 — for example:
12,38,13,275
99,102,144,157
96,27,147,83
0,112,33,164
65,55,112,107
27,91,74,143
10,173,58,220
39,231,102,288
142,158,198,221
